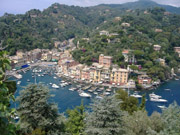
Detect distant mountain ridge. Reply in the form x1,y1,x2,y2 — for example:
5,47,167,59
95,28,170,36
98,0,180,14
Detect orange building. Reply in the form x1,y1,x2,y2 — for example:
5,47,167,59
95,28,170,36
138,75,152,85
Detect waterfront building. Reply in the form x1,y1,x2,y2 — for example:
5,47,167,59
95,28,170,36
27,49,42,62
92,63,103,83
99,54,112,68
138,75,152,85
41,53,52,61
110,68,129,85
153,45,161,51
100,67,111,83
81,66,90,81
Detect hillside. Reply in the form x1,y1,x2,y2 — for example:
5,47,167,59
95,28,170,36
72,7,180,82
0,0,180,55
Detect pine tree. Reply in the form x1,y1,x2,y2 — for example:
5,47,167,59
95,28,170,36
65,101,85,135
17,84,64,135
160,102,180,134
85,96,125,135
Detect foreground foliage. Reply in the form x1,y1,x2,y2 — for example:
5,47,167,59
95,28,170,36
0,51,17,135
17,84,65,135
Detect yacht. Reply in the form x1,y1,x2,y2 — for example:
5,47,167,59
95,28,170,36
79,92,91,98
95,95,103,99
17,81,21,85
106,89,112,92
150,97,167,102
69,87,76,91
52,84,59,89
130,93,142,98
149,93,162,98
158,105,167,109
104,92,111,95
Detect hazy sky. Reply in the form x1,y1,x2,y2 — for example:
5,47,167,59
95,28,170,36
0,0,180,16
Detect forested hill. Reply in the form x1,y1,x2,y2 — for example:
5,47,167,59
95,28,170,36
0,1,180,55
102,0,180,14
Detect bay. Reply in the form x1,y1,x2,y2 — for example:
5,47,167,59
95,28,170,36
12,69,180,115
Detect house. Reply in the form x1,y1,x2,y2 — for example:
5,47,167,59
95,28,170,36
155,29,163,33
174,47,180,57
153,45,161,51
138,75,152,85
156,58,166,66
109,33,119,37
99,30,109,36
114,17,121,21
99,54,112,68
122,50,129,62
110,68,129,85
122,50,136,63
54,41,61,48
121,23,130,27
174,47,180,53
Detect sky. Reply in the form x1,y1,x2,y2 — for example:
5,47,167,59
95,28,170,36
0,0,180,16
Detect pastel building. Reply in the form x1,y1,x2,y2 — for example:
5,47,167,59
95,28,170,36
110,68,129,85
153,45,161,51
99,54,112,68
138,75,152,85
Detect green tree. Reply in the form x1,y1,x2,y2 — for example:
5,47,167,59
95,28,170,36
17,84,64,135
0,51,17,135
160,102,180,134
115,89,138,114
85,96,125,135
65,101,85,135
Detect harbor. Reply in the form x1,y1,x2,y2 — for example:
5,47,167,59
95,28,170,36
11,67,180,115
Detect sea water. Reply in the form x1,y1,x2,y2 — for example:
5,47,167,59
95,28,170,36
12,69,180,115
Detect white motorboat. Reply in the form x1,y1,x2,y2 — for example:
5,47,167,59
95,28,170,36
52,84,59,89
79,92,91,97
164,89,171,91
69,87,76,91
93,92,98,95
104,92,111,95
95,96,103,99
150,97,167,102
17,81,21,85
53,76,57,79
106,89,112,92
149,93,162,98
158,105,167,109
131,93,142,98
27,79,30,82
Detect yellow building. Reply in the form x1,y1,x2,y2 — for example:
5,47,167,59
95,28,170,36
92,63,103,83
110,68,129,85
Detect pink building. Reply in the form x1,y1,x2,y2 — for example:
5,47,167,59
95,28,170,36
99,54,112,68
